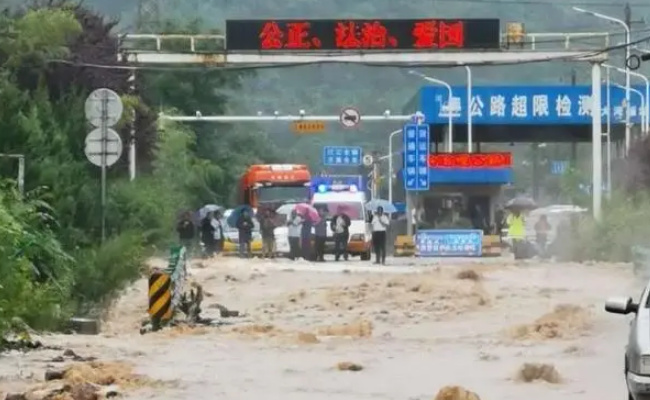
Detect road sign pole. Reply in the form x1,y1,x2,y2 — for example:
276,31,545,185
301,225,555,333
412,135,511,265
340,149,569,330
101,91,108,242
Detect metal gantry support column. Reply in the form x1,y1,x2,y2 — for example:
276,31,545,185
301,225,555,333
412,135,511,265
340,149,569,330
591,62,603,221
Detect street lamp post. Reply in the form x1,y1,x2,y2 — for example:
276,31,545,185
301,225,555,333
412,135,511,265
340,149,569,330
573,7,631,154
606,67,612,198
408,71,454,152
464,65,473,152
387,128,402,204
604,63,650,135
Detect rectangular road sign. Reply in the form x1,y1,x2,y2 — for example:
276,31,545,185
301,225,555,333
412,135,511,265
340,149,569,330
550,160,569,175
403,124,430,191
323,146,362,166
291,121,326,133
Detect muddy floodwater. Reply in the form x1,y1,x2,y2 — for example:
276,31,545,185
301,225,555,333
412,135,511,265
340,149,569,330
0,256,642,399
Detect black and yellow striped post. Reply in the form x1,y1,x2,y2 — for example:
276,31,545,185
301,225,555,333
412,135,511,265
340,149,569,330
148,270,173,331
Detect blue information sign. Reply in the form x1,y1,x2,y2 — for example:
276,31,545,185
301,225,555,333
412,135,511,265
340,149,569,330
403,124,430,191
550,160,569,175
323,146,362,166
416,229,483,257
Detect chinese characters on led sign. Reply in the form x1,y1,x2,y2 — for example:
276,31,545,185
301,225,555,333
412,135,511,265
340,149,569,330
428,153,512,168
225,19,500,51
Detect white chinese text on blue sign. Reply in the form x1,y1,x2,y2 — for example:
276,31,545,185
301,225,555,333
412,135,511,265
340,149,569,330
416,230,483,257
322,146,362,166
550,160,569,175
420,85,645,125
403,124,430,191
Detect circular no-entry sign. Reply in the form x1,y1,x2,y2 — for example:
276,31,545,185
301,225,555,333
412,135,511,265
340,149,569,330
340,107,361,128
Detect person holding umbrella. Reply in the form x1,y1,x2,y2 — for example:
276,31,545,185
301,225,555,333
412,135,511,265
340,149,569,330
313,206,328,262
258,208,277,259
212,210,224,255
505,196,536,260
176,211,196,257
330,206,351,261
506,209,526,259
286,209,303,260
370,206,390,264
200,211,217,258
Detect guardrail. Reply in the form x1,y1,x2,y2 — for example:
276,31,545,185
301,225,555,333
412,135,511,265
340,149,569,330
503,32,610,51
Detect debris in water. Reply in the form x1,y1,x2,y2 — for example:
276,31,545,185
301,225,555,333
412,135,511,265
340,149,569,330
456,269,481,281
336,362,363,371
433,385,481,400
516,362,562,383
508,304,591,340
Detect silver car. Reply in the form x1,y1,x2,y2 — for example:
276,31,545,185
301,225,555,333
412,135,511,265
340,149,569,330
606,291,650,400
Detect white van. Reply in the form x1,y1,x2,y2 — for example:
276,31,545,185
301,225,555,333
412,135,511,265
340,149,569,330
311,184,372,260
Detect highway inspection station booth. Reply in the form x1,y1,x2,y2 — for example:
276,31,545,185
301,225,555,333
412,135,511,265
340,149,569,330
398,83,643,255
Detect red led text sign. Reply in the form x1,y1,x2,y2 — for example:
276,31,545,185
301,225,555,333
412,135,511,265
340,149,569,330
428,153,512,168
225,19,500,51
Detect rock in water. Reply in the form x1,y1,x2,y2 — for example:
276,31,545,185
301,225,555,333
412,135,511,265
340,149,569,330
433,386,480,400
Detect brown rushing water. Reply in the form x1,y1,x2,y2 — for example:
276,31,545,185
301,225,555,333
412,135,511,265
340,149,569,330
0,256,640,400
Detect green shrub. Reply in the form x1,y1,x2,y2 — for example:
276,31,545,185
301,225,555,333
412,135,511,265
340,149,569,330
0,186,73,335
70,232,147,316
565,193,650,262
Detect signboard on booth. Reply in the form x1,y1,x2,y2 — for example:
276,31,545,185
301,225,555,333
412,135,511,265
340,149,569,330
322,146,362,166
416,229,483,257
403,124,430,191
420,85,644,125
225,19,501,51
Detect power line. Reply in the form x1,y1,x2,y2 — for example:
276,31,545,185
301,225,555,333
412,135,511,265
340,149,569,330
431,0,650,6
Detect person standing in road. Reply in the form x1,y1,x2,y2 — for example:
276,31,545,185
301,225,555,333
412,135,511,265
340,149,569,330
370,206,390,265
506,209,526,259
259,208,277,259
200,212,216,258
236,209,254,258
212,210,224,255
534,214,551,256
300,213,314,260
177,211,196,257
330,207,351,261
287,209,302,260
313,208,328,262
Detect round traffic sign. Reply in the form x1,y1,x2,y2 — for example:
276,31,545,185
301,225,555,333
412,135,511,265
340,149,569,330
412,111,425,124
340,107,361,128
84,128,123,167
362,154,374,166
85,88,123,127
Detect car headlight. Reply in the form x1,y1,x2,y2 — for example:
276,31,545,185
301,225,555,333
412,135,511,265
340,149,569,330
640,355,650,375
350,234,365,241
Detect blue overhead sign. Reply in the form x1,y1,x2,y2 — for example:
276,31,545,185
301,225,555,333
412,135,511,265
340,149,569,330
419,85,644,125
403,124,430,191
550,160,570,175
416,229,483,257
322,146,362,166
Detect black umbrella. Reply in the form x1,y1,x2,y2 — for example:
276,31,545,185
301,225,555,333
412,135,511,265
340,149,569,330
505,196,537,210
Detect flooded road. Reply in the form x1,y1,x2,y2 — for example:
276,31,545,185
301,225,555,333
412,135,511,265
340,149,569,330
0,256,641,399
